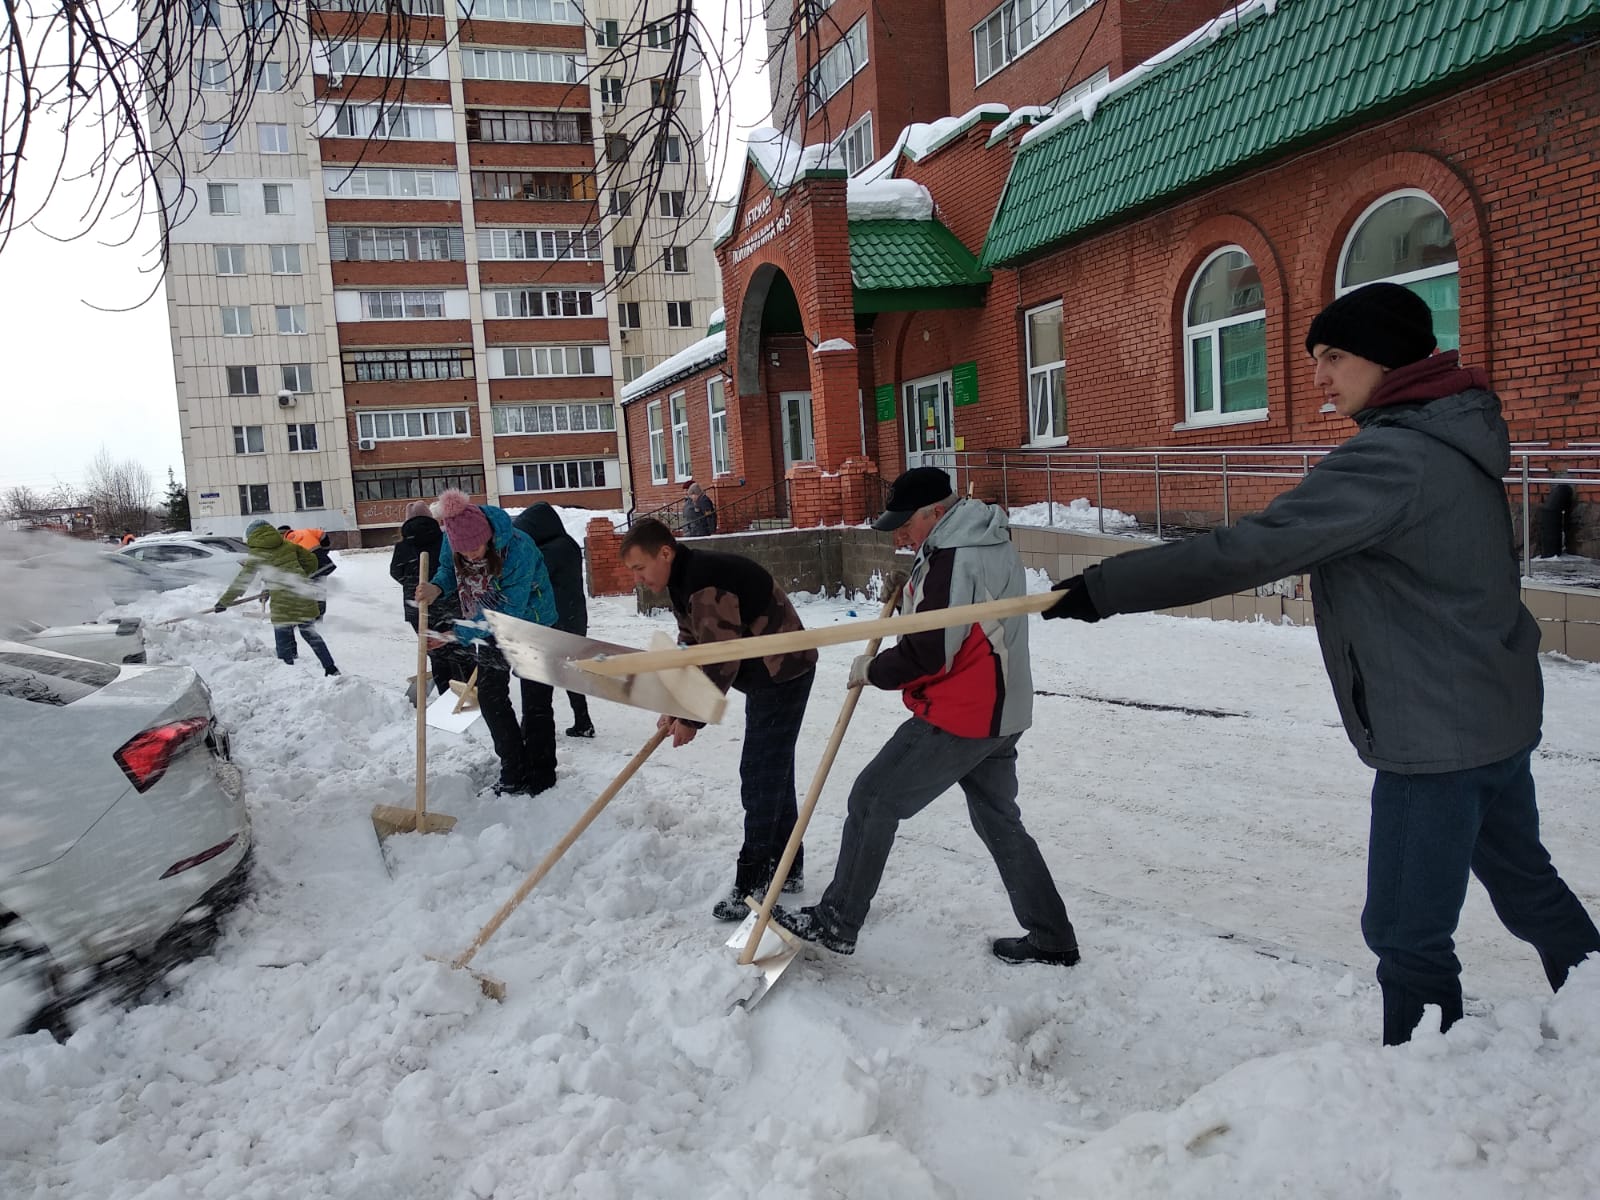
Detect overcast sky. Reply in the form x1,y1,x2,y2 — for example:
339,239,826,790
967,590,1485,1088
0,3,771,497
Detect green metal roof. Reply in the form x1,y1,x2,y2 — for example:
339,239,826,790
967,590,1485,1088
983,0,1600,268
850,219,991,311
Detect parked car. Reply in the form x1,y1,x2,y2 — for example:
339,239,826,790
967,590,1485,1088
118,536,250,585
2,617,147,665
0,643,251,1037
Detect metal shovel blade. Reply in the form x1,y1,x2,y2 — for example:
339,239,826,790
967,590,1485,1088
727,907,800,1010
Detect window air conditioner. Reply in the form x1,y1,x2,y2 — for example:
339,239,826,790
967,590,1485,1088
328,73,344,90
277,390,297,408
357,437,377,451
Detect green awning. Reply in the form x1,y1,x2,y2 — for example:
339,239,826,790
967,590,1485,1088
850,219,991,312
983,0,1600,268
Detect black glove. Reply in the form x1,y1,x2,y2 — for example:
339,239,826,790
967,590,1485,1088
214,603,229,613
1042,575,1102,622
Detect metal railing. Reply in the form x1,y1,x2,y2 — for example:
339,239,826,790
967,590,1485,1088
622,479,790,536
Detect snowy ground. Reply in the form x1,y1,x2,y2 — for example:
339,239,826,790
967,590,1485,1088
6,509,1600,1198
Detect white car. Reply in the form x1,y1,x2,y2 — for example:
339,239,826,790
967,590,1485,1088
119,536,250,585
4,617,147,666
0,643,251,1037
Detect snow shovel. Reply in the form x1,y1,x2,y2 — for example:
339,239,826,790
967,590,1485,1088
156,591,267,626
730,580,906,1009
571,591,1062,680
372,553,458,841
440,727,670,1000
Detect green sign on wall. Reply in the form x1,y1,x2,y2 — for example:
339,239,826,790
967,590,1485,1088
874,383,895,422
953,360,979,407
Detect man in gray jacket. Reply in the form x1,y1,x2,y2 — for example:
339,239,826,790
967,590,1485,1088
1046,282,1600,1043
777,467,1078,965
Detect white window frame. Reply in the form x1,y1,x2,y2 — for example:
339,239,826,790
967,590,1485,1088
659,190,685,218
495,345,605,378
359,290,447,319
287,422,318,452
257,61,285,92
655,135,683,163
1025,300,1067,445
262,183,293,215
508,460,611,493
1336,188,1459,297
292,481,326,511
232,425,266,455
455,0,582,23
322,40,448,80
600,77,624,107
477,227,602,262
1182,245,1269,429
281,363,314,393
836,113,874,176
622,355,646,384
646,19,673,49
617,301,641,329
647,401,667,484
973,0,1099,85
198,59,230,90
226,365,259,395
207,183,240,215
485,287,597,318
355,408,473,442
269,244,302,274
276,305,309,335
257,123,291,154
325,103,449,141
200,123,236,155
666,301,693,329
613,246,636,274
669,391,691,481
220,305,254,337
214,244,246,275
461,47,581,83
707,376,730,476
807,18,868,113
492,403,616,434
662,246,689,274
321,166,459,199
238,483,271,515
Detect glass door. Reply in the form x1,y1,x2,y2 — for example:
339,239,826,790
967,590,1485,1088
779,391,815,467
902,372,954,470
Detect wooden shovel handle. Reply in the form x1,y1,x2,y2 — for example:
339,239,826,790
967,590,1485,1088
576,591,1058,678
415,553,430,826
452,727,670,969
739,582,905,966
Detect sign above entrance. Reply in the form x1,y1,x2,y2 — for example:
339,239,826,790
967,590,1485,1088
731,196,793,265
953,360,979,407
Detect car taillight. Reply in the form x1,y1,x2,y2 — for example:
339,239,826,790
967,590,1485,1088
114,717,209,793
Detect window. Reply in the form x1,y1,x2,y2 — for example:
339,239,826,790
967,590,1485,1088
330,226,466,262
596,19,620,47
198,59,230,90
276,305,309,335
227,366,260,395
201,123,237,155
343,346,473,382
509,460,610,493
708,377,730,475
257,61,285,92
646,19,673,49
1184,247,1268,425
608,189,633,216
1056,66,1111,110
293,481,326,511
486,287,597,318
281,363,314,393
465,109,592,144
324,166,460,198
324,41,447,79
659,190,685,218
666,301,693,328
220,306,254,337
618,301,641,329
613,246,636,274
655,136,683,164
1025,301,1066,443
496,345,604,377
359,290,447,319
461,48,582,83
270,244,301,274
662,246,689,274
477,227,602,262
238,484,271,514
353,465,485,501
606,134,630,164
670,391,691,480
492,403,616,434
457,0,581,21
807,18,867,113
470,170,592,201
647,401,667,483
232,425,266,455
837,113,874,175
329,104,448,141
622,355,646,383
190,0,220,28
215,244,246,275
245,0,278,33
208,183,240,214
263,184,293,215
258,123,290,154
650,78,680,107
356,408,472,441
287,423,319,452
974,0,1099,84
600,77,623,107
1337,190,1459,352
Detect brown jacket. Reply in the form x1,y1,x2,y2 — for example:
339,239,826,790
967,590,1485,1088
666,545,815,694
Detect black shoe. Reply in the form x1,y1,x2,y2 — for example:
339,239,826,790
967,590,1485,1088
992,935,1080,966
781,868,803,894
712,888,752,922
526,771,557,796
492,775,532,797
773,905,855,955
565,723,595,738
325,668,340,677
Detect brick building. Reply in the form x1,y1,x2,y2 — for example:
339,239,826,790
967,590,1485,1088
620,0,1600,550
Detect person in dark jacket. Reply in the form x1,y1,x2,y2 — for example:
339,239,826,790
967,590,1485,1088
512,503,594,738
389,500,462,698
774,468,1077,965
681,482,717,537
416,490,560,796
216,520,339,674
286,527,336,617
1045,282,1600,1044
620,518,816,920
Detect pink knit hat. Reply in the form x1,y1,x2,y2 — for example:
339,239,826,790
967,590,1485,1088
436,489,492,553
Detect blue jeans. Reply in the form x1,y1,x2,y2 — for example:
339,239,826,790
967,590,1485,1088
273,623,337,674
1363,740,1600,1044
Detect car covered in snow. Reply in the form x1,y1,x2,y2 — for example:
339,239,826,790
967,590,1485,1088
2,617,147,666
118,535,250,586
0,642,251,1037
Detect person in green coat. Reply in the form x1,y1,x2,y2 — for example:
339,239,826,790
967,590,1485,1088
216,519,340,675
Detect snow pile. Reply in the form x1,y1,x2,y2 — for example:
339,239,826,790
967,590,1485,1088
620,330,727,403
846,178,933,222
4,542,1600,1196
859,103,1013,184
1009,497,1143,534
814,338,855,353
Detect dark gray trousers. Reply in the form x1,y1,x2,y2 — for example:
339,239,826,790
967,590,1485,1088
818,717,1075,951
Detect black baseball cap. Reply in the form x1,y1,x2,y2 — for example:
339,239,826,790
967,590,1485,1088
873,466,955,531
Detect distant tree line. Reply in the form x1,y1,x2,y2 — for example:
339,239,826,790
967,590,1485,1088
2,453,189,538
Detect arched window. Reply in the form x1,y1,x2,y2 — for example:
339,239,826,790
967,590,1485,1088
1184,246,1267,424
1338,190,1458,351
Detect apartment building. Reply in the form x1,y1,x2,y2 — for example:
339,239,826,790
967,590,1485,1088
156,0,720,545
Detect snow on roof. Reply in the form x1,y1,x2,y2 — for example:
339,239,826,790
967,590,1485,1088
620,330,727,403
1020,0,1278,149
987,105,1054,145
744,127,845,191
813,338,854,353
708,305,725,327
846,178,933,222
859,103,1012,183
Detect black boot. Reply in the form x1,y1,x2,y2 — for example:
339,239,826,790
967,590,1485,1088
565,721,595,738
771,846,804,894
712,857,773,922
773,904,856,955
992,935,1080,966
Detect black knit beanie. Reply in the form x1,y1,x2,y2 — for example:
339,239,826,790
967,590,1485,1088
1304,282,1436,368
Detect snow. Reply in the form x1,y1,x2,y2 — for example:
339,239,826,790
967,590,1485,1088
988,105,1055,144
619,330,727,403
846,178,934,222
1008,498,1144,535
707,305,725,328
814,338,855,353
6,515,1600,1197
859,103,1014,185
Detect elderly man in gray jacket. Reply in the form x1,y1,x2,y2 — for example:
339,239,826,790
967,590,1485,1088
1047,282,1600,1044
776,467,1078,965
